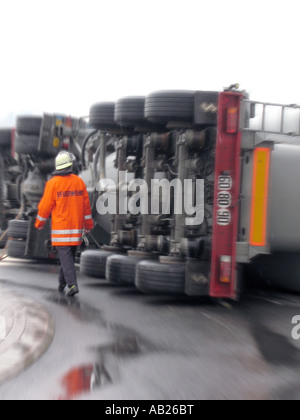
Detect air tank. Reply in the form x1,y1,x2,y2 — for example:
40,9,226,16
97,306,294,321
268,143,300,253
248,143,300,292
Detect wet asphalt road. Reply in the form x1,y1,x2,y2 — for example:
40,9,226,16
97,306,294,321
0,258,300,400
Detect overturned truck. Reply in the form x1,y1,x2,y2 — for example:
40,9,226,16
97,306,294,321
3,87,299,298
0,128,20,248
80,86,300,298
2,114,91,259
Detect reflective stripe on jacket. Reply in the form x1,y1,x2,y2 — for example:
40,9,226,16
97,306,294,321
35,174,94,246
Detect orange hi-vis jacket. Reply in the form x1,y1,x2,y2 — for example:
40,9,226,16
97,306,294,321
35,174,94,247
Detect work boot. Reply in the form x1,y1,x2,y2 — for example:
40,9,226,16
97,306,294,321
67,284,79,297
58,283,67,293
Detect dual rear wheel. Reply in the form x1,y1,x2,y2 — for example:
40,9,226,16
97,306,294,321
80,250,185,294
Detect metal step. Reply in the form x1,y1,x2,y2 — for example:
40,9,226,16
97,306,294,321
243,100,300,136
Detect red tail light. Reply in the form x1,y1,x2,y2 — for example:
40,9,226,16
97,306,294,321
220,255,231,284
226,107,238,133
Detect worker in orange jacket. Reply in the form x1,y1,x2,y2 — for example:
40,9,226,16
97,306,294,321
35,152,94,296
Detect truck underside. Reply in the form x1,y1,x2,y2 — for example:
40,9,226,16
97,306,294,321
2,87,300,299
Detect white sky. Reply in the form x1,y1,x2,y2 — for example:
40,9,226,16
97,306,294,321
0,0,299,126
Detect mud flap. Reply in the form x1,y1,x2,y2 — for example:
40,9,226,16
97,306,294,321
194,91,219,126
185,258,210,296
25,218,53,259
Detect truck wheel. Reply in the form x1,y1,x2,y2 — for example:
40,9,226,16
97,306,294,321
8,220,29,239
16,116,42,135
136,260,185,294
7,239,26,259
80,250,113,279
15,134,40,156
0,129,12,147
106,255,143,285
144,90,196,124
89,102,120,132
114,97,147,127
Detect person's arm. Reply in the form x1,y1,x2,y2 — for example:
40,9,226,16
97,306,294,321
35,180,56,230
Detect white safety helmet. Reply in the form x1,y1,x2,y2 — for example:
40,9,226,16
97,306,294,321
55,152,73,171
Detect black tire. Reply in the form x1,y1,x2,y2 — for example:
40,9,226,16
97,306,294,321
145,90,196,124
0,230,8,248
8,219,29,239
114,97,147,127
106,255,143,285
0,129,12,147
7,239,26,259
80,250,113,279
136,260,185,294
16,116,42,135
15,134,40,156
89,102,120,132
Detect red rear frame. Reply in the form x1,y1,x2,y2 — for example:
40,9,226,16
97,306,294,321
210,91,244,299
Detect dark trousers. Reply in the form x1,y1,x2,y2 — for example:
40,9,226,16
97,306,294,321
57,246,78,287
